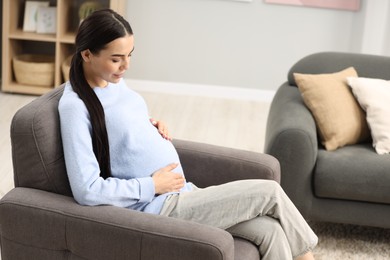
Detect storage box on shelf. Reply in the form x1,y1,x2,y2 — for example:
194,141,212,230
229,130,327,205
1,0,125,95
13,54,55,87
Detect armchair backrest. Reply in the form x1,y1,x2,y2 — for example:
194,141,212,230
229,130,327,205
287,52,390,86
10,85,73,196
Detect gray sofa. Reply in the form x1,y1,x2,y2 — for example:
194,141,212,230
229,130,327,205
0,85,281,260
264,52,390,229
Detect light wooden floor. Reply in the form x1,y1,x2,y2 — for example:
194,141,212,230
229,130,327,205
0,89,270,197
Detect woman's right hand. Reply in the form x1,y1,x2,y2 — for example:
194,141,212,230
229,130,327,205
152,163,185,195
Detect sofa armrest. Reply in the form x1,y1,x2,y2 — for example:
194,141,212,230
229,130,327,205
0,188,234,260
264,84,318,216
173,139,280,188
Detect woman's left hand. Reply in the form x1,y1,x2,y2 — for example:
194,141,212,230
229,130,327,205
150,118,172,141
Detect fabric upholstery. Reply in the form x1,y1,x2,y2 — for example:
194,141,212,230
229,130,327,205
11,85,72,196
1,85,282,259
265,52,390,229
315,144,390,204
0,188,234,260
287,52,390,86
173,139,281,187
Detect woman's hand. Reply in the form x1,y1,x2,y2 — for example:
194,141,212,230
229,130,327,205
152,163,185,195
150,118,172,141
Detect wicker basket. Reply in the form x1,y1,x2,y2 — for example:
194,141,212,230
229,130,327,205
13,54,55,87
61,55,73,82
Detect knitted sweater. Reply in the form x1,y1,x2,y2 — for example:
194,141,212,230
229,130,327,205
58,79,192,214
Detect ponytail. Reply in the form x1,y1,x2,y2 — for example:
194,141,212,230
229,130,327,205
70,54,111,179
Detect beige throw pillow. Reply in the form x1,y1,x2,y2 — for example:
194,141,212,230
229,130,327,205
347,77,390,154
294,67,369,151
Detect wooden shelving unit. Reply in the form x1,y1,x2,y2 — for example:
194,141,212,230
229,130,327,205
1,0,125,95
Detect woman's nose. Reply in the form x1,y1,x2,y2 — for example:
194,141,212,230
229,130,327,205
121,58,130,70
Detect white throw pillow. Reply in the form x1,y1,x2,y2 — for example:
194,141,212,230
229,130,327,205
347,77,390,154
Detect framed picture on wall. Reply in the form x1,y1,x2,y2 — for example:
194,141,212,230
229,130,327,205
23,1,50,32
264,0,360,11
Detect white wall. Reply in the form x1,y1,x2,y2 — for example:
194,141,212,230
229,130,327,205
124,0,386,91
358,0,390,56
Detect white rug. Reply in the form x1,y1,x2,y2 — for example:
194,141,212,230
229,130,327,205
310,222,390,260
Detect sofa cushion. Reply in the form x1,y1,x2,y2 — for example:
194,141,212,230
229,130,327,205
347,77,390,154
294,67,370,151
314,144,390,204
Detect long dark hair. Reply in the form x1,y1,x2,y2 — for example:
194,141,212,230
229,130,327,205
69,9,133,179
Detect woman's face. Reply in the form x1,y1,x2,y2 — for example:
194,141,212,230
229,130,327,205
82,35,134,87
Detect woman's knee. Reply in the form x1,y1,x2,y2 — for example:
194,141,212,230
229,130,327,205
259,217,286,243
227,216,286,246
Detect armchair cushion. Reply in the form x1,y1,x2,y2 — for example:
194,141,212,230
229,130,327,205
11,85,72,197
293,67,369,150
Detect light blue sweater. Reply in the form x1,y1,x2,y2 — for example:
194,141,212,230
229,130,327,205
58,79,192,214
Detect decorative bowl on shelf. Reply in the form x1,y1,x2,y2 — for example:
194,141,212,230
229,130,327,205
12,54,55,87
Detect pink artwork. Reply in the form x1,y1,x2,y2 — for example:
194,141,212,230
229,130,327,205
265,0,360,11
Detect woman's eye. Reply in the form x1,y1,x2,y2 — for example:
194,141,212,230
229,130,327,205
112,59,120,63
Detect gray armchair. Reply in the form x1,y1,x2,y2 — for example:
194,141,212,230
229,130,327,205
264,52,390,229
0,85,281,260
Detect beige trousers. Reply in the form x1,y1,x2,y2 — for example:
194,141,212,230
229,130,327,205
160,179,318,260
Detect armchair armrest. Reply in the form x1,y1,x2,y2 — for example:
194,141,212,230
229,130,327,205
264,84,318,216
173,139,280,188
0,188,234,260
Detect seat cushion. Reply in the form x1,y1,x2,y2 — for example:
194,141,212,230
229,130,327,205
314,144,390,204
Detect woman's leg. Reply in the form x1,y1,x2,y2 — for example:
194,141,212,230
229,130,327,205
165,179,318,258
296,252,315,260
227,216,293,260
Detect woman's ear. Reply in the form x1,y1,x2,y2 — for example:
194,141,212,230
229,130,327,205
80,49,92,62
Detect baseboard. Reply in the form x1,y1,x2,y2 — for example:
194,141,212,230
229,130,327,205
125,78,275,102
